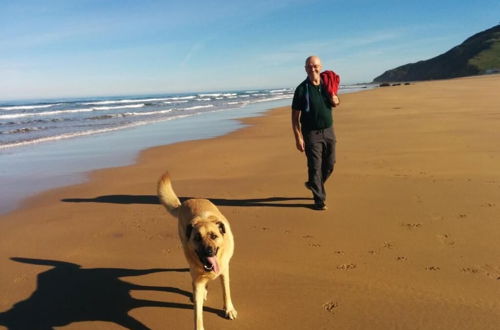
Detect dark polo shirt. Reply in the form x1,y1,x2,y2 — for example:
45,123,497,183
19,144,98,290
291,78,333,131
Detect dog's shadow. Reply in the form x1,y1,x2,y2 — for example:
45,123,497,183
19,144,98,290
62,195,313,208
0,258,222,330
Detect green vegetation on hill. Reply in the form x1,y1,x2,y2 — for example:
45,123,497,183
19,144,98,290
373,25,500,82
469,38,500,71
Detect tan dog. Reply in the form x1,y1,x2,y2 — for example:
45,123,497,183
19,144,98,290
157,172,237,330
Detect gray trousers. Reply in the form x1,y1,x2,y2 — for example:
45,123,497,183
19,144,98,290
303,127,336,204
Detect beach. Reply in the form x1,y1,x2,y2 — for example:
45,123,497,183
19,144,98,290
1,74,499,329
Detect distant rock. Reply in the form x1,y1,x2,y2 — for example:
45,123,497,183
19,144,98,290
373,24,500,83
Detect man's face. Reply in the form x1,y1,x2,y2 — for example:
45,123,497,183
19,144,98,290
305,57,322,81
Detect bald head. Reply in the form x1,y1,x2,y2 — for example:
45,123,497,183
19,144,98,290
304,56,322,85
305,56,321,66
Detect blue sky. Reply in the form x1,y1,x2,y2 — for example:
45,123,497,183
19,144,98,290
1,0,499,100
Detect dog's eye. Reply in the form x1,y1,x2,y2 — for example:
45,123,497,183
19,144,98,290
210,233,218,240
194,233,202,241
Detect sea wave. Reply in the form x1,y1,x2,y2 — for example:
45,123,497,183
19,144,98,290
82,98,171,105
270,88,290,93
0,104,146,120
0,113,192,150
92,103,145,110
163,100,189,104
198,93,237,98
181,105,214,111
0,108,95,119
0,126,45,134
251,95,293,103
0,103,60,111
120,109,173,117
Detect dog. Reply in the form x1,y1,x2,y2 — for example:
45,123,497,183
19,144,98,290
157,172,237,330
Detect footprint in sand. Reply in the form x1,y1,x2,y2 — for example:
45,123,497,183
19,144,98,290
462,265,500,280
481,265,500,280
461,266,480,274
301,234,321,247
308,243,322,248
481,202,496,208
383,241,394,249
437,234,455,246
337,263,357,271
402,223,423,230
323,301,339,314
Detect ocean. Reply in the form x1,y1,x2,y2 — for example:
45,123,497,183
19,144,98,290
0,84,373,214
0,89,298,150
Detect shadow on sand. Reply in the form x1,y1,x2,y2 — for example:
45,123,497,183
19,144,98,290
0,258,222,330
62,195,313,208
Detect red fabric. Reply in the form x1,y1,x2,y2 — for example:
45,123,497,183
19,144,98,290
320,70,340,95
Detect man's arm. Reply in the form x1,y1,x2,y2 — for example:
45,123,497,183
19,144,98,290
291,109,304,152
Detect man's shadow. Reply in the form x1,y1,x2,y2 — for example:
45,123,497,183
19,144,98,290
0,257,222,330
62,195,313,208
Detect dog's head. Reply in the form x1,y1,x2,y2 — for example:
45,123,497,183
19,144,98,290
186,217,226,274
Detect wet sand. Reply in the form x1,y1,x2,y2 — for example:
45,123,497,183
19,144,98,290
1,74,499,329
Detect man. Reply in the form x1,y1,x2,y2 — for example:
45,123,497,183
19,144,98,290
291,55,338,210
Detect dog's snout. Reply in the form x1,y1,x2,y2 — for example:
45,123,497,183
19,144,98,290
204,246,214,256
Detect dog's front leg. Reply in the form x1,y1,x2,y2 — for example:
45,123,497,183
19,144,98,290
193,278,208,330
220,270,237,320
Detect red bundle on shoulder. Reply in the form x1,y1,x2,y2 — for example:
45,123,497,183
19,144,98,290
320,70,340,106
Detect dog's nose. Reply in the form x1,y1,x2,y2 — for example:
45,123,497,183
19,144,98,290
205,247,214,256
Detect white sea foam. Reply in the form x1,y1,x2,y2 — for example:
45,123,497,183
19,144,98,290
163,100,189,104
92,103,145,110
251,95,293,103
82,98,172,105
166,96,196,101
181,105,214,111
198,93,221,97
122,109,173,117
0,108,95,119
0,103,146,120
0,104,60,111
270,88,290,93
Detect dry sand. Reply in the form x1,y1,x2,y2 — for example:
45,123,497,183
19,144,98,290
1,75,499,329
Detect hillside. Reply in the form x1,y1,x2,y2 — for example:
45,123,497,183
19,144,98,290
373,24,500,82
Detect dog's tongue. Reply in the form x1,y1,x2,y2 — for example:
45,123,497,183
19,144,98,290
207,256,219,274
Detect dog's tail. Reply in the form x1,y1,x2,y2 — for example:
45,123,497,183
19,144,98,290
157,171,181,218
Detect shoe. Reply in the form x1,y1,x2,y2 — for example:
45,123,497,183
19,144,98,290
304,181,313,191
312,203,328,211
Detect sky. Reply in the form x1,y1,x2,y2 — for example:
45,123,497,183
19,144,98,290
1,0,499,100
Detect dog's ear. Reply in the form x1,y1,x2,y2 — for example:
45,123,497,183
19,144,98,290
217,222,226,235
186,224,193,239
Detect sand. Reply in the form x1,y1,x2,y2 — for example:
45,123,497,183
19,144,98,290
1,74,499,329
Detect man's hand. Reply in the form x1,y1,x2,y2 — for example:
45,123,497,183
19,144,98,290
295,136,305,152
332,94,340,107
291,109,305,152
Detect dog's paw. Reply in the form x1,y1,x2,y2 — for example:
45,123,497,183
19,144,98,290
225,308,238,320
